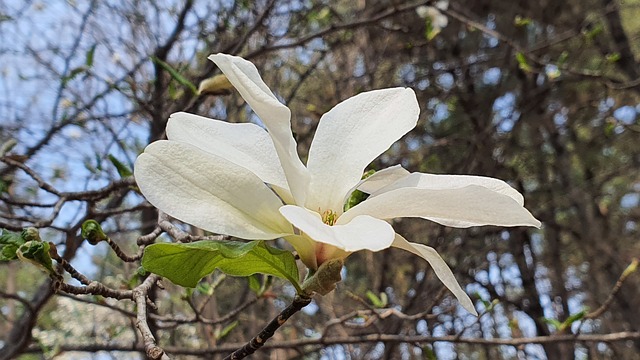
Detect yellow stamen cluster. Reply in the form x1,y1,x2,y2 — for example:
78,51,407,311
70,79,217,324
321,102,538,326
321,209,338,226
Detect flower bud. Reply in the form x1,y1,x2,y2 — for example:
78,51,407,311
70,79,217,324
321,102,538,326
81,220,108,245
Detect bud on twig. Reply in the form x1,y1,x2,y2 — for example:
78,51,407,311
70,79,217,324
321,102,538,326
81,220,108,245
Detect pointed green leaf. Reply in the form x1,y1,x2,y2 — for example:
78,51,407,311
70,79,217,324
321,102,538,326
559,310,587,331
142,240,301,293
85,44,97,67
542,317,562,330
150,56,198,95
248,275,262,294
557,51,569,66
62,66,87,86
0,229,25,261
516,52,532,73
216,320,239,340
366,290,388,308
108,154,133,178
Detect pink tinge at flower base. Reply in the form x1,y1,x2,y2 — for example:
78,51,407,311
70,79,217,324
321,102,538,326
134,53,541,316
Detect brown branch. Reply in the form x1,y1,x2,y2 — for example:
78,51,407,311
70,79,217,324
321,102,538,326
585,258,638,320
223,294,312,360
133,274,169,360
50,248,92,286
245,2,422,58
104,236,143,262
23,331,640,356
442,6,639,89
0,157,60,196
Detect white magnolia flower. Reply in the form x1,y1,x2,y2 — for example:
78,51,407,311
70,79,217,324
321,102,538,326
134,53,541,315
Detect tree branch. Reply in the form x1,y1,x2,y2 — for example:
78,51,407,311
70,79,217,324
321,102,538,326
223,294,312,360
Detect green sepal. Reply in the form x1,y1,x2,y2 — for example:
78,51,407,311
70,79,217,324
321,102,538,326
142,240,301,293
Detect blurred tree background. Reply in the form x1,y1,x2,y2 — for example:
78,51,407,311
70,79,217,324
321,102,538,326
1,0,639,359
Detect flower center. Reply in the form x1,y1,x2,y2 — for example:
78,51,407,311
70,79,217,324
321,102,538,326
321,209,338,226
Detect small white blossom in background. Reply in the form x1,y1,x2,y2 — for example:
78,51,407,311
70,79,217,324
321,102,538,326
32,297,138,359
134,53,541,315
417,1,449,40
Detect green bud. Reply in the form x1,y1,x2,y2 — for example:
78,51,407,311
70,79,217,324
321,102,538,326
622,258,638,278
0,139,17,156
198,74,233,95
81,220,108,245
21,227,42,242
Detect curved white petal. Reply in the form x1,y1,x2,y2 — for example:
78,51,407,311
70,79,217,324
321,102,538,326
167,112,288,190
279,205,395,252
372,172,525,205
305,88,419,213
134,141,293,239
209,53,309,205
339,185,541,228
392,234,477,315
356,165,410,194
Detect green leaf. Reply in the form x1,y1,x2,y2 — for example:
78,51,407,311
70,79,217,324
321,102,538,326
542,317,563,330
150,56,198,96
422,345,437,360
85,44,97,67
344,170,375,211
62,66,87,86
583,23,603,40
248,274,262,294
515,52,533,73
196,282,214,296
366,290,388,308
514,15,532,27
605,53,621,63
557,51,569,66
559,310,587,332
108,154,133,178
604,120,616,137
216,320,238,340
142,240,301,293
0,229,26,261
424,18,438,41
17,241,56,274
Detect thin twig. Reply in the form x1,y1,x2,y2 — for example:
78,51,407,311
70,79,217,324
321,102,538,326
223,294,312,360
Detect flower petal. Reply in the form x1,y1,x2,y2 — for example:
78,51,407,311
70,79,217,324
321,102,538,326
283,234,318,270
392,234,477,315
135,140,293,239
339,185,541,228
305,88,419,213
209,53,309,205
356,165,410,194
372,172,525,205
166,112,288,190
279,205,395,252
